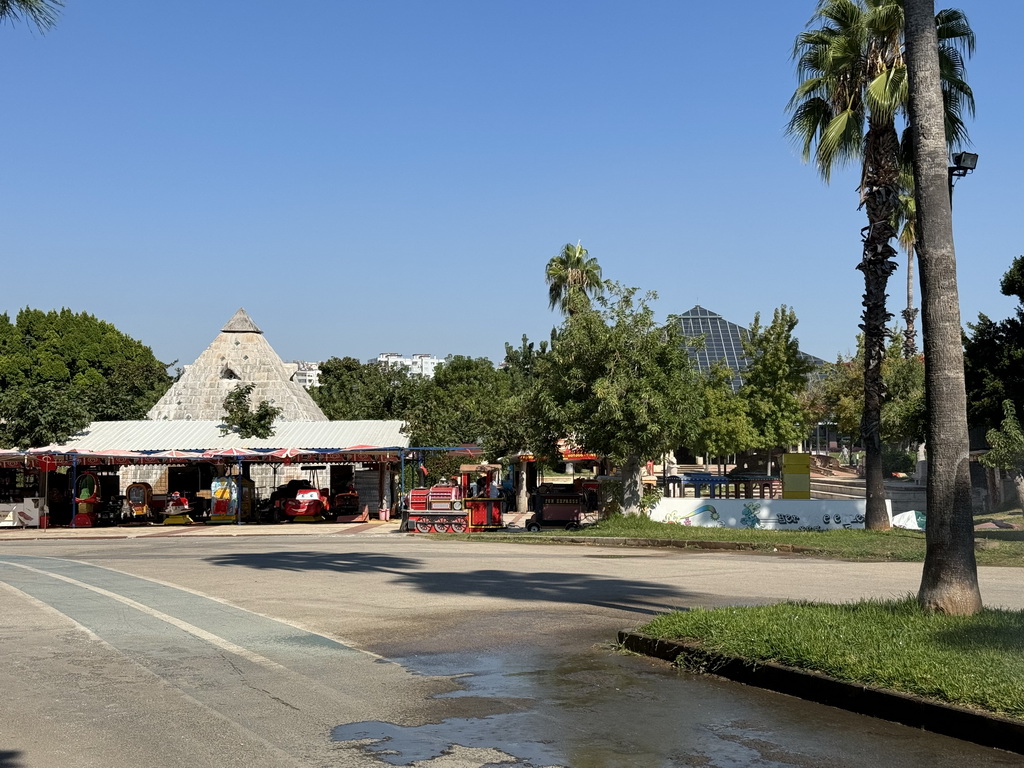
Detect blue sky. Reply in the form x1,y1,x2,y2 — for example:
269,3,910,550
3,1,1021,371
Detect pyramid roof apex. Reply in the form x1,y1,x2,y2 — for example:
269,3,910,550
222,308,262,334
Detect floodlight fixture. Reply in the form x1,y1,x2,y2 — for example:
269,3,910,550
950,152,979,177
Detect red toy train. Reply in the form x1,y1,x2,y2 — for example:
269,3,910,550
406,463,504,533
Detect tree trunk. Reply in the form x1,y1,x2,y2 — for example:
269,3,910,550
902,244,920,358
905,0,982,615
985,466,1002,511
1012,469,1024,511
621,454,643,516
516,463,529,516
858,119,899,530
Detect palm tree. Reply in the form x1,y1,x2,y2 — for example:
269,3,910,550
786,0,974,530
896,180,919,358
545,241,604,316
905,0,981,616
0,0,63,31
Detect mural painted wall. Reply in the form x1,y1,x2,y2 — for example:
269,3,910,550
647,498,892,531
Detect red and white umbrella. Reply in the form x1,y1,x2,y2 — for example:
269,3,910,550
262,447,313,465
149,449,204,461
202,447,261,460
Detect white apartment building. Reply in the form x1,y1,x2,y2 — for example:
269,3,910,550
290,361,321,389
375,352,443,378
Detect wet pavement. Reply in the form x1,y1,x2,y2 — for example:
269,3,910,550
331,644,1024,767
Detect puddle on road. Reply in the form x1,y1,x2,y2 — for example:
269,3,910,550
334,651,566,766
332,715,564,767
332,648,820,767
333,647,1023,768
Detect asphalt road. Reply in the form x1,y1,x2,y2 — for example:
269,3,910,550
1,533,1022,768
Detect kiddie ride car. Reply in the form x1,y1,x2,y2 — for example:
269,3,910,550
406,464,504,533
284,486,329,523
161,491,194,525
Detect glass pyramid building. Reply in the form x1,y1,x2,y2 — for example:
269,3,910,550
677,306,825,391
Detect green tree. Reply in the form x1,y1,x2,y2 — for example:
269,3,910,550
690,363,757,470
397,356,511,484
739,306,816,476
0,382,88,449
221,383,282,439
0,0,62,31
964,257,1024,431
979,401,1024,511
488,336,552,514
536,283,702,515
905,0,981,615
545,241,604,316
0,309,172,448
821,331,925,448
787,0,974,530
310,356,427,421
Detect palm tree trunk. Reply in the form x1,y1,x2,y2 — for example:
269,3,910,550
858,121,899,530
905,0,982,615
902,245,920,358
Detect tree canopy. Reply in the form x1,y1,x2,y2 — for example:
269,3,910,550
545,241,604,316
536,283,702,515
221,383,282,439
0,308,172,448
821,331,926,446
689,363,756,463
964,256,1024,431
740,306,816,465
310,356,428,422
979,400,1024,508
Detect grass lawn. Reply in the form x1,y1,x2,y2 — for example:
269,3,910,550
637,597,1024,720
534,514,1024,566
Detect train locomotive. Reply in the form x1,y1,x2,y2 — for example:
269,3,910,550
406,463,505,533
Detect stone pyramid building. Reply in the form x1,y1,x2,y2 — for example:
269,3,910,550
148,308,326,422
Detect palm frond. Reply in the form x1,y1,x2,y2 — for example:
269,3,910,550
865,67,905,120
0,0,63,31
817,109,864,181
935,8,976,56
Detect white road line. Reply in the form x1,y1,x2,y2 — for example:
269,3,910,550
0,559,290,671
56,555,389,662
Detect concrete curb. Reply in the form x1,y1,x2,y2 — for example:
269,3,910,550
618,630,1024,755
0,521,402,542
467,533,822,555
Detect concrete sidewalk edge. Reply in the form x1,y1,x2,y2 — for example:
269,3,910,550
471,533,821,554
618,630,1024,755
0,520,402,541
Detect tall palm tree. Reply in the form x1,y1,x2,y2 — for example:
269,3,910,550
786,0,974,530
905,0,981,616
545,241,604,316
896,184,920,358
0,0,63,31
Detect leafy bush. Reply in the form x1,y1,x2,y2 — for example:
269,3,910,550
882,445,915,476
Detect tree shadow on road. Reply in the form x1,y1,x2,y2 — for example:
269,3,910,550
391,568,691,616
205,550,422,575
205,551,691,615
